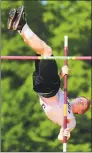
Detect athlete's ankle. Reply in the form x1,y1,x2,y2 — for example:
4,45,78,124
18,23,34,39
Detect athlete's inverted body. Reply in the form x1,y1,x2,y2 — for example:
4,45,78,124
7,6,91,142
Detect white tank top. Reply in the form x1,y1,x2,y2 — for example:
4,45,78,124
39,88,75,126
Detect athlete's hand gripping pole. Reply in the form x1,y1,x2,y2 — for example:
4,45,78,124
63,36,68,152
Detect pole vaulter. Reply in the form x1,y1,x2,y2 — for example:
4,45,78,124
3,5,91,152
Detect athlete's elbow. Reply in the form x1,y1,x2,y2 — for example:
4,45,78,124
73,119,76,129
67,118,76,131
72,119,76,130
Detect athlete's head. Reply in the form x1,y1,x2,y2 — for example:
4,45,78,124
71,97,91,114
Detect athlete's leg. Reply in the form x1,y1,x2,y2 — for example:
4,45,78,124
7,6,52,56
7,6,60,97
33,54,60,98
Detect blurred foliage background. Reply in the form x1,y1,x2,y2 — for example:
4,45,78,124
1,0,92,152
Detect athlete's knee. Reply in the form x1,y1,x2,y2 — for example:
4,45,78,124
44,46,52,56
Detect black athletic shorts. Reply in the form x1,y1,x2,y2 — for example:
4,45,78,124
32,54,60,98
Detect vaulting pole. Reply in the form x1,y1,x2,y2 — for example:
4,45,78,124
63,36,68,152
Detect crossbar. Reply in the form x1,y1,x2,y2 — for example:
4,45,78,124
0,56,92,60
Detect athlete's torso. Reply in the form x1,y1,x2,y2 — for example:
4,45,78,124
39,89,75,126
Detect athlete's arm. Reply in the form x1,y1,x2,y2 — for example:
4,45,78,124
59,65,69,78
58,118,76,142
67,118,76,131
